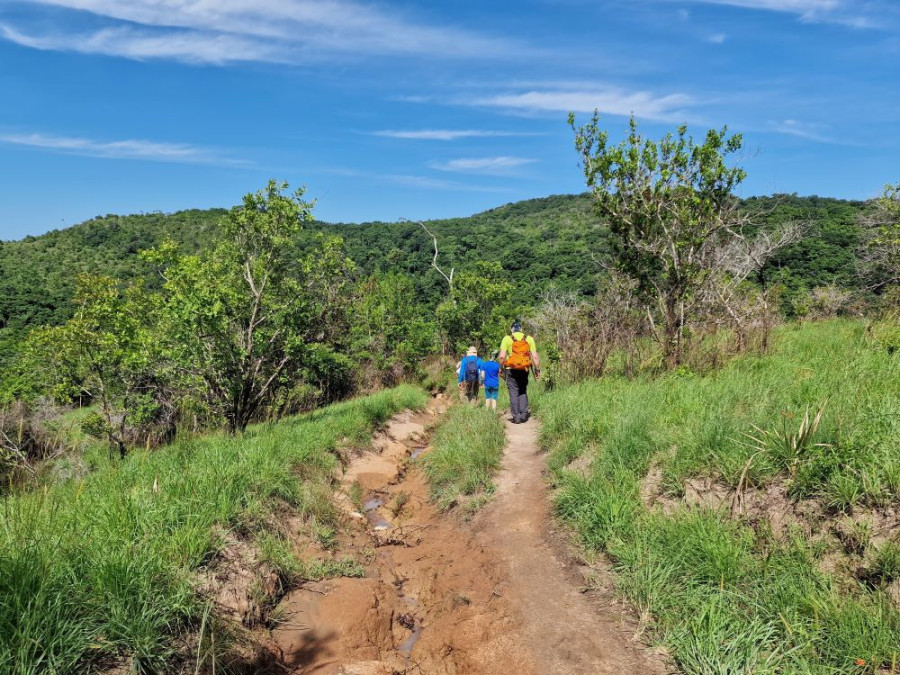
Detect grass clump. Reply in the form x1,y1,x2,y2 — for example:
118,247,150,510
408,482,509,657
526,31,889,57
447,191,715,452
0,384,426,674
870,541,900,585
424,405,506,509
538,321,900,673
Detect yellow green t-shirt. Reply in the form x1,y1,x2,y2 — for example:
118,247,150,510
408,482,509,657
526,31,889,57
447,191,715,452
500,332,537,355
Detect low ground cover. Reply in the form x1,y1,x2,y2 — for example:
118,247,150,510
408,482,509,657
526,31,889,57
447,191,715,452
424,404,507,510
0,385,426,674
538,320,900,673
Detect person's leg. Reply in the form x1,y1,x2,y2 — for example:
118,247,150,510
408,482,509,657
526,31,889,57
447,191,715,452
510,370,529,421
519,372,530,420
486,387,498,411
506,373,521,421
467,381,479,404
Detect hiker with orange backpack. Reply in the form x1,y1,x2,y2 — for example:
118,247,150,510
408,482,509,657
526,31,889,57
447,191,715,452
498,321,540,424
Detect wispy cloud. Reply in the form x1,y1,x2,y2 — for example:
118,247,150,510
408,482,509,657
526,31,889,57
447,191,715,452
470,87,695,122
707,32,728,43
373,129,537,141
325,167,509,192
0,132,249,165
693,0,840,11
680,0,893,28
430,156,537,174
1,0,519,64
0,23,286,65
769,119,836,143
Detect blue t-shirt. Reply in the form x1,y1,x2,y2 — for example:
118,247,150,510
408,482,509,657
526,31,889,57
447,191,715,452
480,360,501,387
458,356,483,383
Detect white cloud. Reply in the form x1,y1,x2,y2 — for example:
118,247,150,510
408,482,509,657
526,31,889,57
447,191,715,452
472,88,695,121
384,174,508,191
0,131,249,165
769,119,836,143
696,0,839,11
0,23,286,64
430,156,537,174
708,32,727,43
326,167,509,192
373,129,536,141
681,0,887,28
2,0,518,64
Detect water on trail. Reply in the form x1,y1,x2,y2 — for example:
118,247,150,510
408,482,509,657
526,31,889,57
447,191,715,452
266,397,666,674
363,493,393,530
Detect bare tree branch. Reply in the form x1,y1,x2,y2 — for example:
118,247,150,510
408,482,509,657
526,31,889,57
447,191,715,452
403,219,455,291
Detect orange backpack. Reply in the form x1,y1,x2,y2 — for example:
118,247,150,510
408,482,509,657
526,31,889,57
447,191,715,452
505,337,532,371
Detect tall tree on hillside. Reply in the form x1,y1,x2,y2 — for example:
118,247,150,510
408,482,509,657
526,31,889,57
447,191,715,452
571,113,753,367
146,180,319,433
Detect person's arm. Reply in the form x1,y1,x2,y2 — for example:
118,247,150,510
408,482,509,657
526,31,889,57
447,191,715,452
528,337,541,377
498,336,510,364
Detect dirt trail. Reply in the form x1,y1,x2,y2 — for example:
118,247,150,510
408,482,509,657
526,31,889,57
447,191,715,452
268,400,667,674
473,418,668,674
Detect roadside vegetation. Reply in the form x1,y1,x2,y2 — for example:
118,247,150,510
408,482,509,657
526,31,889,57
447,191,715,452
0,385,425,674
538,321,900,673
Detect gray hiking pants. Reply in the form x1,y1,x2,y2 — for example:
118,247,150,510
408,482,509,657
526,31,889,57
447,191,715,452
506,369,530,420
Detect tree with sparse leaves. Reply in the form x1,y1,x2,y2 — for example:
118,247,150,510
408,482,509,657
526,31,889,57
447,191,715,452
860,183,900,295
571,113,755,367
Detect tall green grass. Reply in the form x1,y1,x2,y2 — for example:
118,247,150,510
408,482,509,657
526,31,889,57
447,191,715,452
538,321,900,673
423,405,506,509
0,385,426,674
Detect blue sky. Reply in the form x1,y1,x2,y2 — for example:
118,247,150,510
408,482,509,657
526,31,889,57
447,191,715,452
0,0,898,239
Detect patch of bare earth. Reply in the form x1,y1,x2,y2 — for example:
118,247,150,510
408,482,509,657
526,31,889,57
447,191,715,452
270,396,534,674
471,418,669,675
641,468,900,606
264,398,669,673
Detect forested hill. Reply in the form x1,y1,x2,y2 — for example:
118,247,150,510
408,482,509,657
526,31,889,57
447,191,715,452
0,192,868,367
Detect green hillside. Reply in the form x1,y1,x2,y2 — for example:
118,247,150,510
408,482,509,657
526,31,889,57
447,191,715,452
0,193,871,373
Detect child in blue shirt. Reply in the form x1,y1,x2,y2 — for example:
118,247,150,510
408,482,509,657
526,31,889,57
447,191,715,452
480,350,502,411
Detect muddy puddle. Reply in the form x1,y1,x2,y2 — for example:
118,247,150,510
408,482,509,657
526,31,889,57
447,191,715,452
364,493,393,530
268,399,537,674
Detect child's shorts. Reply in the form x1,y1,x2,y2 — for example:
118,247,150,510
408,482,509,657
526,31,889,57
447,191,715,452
484,386,499,400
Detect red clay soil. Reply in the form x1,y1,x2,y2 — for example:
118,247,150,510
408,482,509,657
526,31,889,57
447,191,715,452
269,399,667,674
